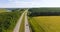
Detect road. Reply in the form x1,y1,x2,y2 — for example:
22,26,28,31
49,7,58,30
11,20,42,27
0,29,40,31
25,10,30,32
13,9,30,32
13,11,26,32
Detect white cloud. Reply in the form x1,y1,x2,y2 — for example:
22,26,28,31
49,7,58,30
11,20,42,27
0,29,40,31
40,0,60,7
0,0,60,8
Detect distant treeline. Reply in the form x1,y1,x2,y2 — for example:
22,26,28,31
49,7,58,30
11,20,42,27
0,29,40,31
28,8,60,16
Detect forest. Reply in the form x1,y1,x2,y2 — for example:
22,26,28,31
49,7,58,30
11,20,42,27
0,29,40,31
28,8,60,16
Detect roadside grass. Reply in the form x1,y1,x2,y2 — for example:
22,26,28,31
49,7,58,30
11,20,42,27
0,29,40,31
19,13,25,32
2,12,22,32
0,10,24,32
6,11,24,32
28,16,60,32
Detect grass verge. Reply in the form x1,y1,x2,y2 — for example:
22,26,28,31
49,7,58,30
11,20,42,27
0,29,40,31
19,13,25,32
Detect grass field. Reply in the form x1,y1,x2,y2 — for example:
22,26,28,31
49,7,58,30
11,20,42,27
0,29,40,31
28,16,60,32
0,9,8,13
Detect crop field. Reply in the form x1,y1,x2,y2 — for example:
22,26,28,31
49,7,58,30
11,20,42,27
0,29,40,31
28,16,60,32
28,8,60,32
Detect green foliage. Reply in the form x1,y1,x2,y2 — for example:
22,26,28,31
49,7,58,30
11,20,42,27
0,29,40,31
29,8,60,13
0,9,24,32
28,8,60,16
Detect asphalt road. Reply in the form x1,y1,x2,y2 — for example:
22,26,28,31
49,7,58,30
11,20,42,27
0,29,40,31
25,10,30,32
13,9,30,32
13,11,26,32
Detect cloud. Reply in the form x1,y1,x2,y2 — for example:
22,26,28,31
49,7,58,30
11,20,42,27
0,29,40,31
0,2,32,8
0,0,60,8
40,0,60,7
0,0,42,8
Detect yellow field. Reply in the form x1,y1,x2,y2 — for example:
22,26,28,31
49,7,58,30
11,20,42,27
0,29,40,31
29,16,60,32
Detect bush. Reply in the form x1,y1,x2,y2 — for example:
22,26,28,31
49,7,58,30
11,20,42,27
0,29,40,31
0,9,24,32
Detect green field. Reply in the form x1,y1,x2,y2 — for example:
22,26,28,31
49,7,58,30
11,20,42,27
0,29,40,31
28,16,60,32
28,8,60,32
0,9,8,13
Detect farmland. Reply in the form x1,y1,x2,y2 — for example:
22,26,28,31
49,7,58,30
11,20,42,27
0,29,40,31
28,8,60,32
0,8,60,32
28,16,60,32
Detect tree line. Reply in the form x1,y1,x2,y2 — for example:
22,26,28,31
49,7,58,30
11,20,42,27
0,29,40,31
28,8,60,17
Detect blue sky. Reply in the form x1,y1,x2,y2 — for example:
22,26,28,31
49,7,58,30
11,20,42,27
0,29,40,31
0,0,60,8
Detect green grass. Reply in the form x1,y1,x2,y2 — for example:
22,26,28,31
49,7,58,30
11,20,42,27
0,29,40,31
0,9,25,32
0,9,8,13
5,11,24,32
28,16,60,32
0,12,21,32
19,13,25,32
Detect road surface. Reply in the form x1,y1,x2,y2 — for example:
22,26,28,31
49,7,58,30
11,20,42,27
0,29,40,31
25,10,30,32
13,11,26,32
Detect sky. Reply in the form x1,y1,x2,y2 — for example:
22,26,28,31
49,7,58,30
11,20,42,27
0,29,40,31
0,0,60,8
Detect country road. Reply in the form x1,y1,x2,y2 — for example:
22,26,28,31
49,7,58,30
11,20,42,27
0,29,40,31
13,9,30,32
25,10,30,32
13,11,26,32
